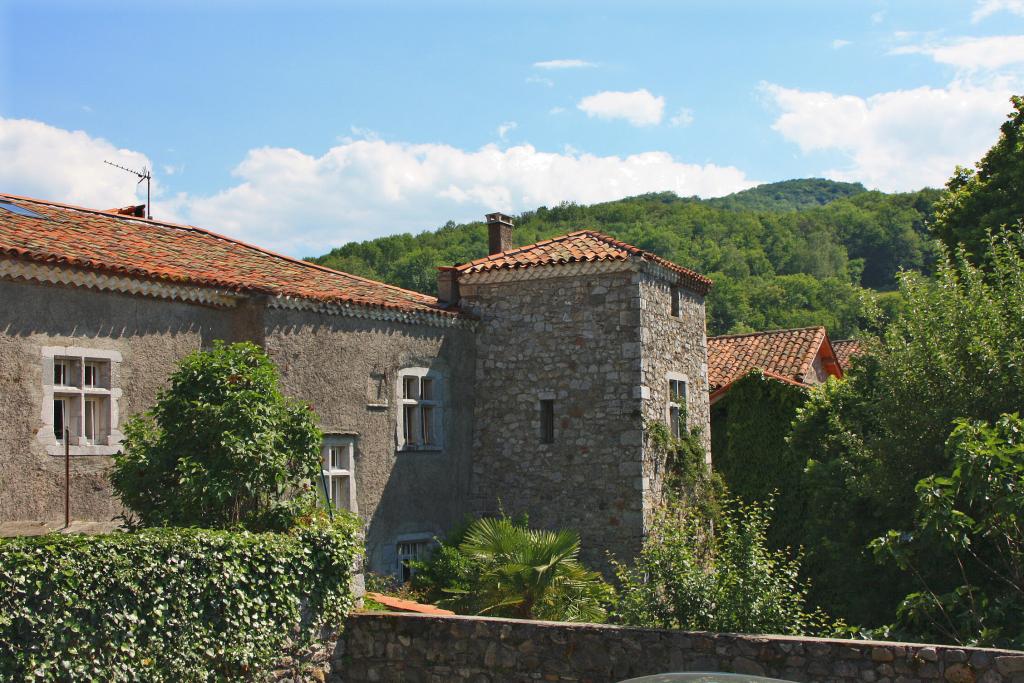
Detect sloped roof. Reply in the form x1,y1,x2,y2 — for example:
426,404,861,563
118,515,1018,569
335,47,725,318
0,193,456,318
708,326,836,391
453,230,712,294
832,339,862,370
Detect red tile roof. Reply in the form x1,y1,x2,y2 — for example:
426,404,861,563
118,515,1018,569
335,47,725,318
708,326,836,391
832,339,862,370
0,193,456,318
453,230,712,294
364,592,455,615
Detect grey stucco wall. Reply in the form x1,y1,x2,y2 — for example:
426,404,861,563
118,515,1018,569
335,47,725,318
0,279,236,523
637,276,711,522
461,269,648,569
263,308,476,575
0,280,477,577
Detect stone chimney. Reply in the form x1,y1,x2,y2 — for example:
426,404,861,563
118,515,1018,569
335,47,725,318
486,212,514,255
436,267,460,308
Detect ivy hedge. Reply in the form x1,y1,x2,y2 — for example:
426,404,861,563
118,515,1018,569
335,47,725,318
0,517,362,681
710,370,810,549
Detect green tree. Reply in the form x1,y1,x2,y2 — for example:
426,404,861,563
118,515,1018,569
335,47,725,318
411,516,613,623
933,95,1024,260
872,413,1024,649
788,230,1024,627
110,341,322,529
614,499,836,636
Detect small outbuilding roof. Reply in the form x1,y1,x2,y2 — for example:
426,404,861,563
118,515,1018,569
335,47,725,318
708,326,842,392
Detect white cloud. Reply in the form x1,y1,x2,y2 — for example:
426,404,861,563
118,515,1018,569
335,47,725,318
549,106,566,115
577,89,665,126
832,39,852,49
0,117,153,209
0,118,757,256
183,140,755,254
761,80,1013,191
871,10,886,24
892,35,1024,70
497,121,517,140
669,108,695,127
973,0,1024,22
533,59,596,69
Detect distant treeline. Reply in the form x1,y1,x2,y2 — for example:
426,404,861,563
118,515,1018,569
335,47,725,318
310,178,942,337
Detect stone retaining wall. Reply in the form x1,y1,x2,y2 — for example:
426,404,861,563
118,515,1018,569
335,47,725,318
334,612,1024,683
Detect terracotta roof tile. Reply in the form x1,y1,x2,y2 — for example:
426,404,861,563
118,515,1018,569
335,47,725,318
707,326,829,391
453,230,712,294
832,339,863,370
364,592,455,615
0,193,457,318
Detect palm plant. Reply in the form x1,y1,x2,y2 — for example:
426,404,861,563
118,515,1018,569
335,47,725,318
456,517,611,622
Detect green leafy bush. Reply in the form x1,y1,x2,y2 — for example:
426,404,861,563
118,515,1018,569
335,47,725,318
0,516,361,681
872,413,1024,649
411,516,614,623
110,341,322,530
789,230,1024,627
614,499,839,636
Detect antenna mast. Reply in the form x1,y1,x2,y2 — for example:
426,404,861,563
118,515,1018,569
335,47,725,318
103,160,152,219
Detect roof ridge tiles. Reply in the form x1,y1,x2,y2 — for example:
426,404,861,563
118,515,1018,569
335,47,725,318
709,325,826,341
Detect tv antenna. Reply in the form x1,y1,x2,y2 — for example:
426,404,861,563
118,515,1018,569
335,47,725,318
103,160,152,219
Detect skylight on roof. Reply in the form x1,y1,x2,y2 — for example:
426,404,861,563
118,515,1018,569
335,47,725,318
0,200,46,219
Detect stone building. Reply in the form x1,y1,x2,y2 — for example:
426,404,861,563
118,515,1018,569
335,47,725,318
0,193,711,575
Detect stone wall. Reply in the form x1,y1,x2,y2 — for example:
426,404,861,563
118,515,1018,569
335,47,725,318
332,612,1024,683
461,268,648,569
637,274,711,522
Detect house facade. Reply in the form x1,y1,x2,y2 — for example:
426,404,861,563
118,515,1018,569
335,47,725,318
0,194,711,574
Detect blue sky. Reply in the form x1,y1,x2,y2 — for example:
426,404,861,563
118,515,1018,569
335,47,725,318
2,0,1023,256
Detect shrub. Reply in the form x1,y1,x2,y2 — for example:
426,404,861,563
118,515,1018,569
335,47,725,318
110,341,322,530
411,516,614,623
0,515,361,681
872,413,1024,649
614,498,839,636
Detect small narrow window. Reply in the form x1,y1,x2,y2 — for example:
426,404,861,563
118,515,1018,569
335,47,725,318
397,539,431,582
322,439,356,512
398,370,443,450
670,286,681,317
83,362,98,388
84,398,98,443
53,399,66,442
54,360,68,386
668,378,687,439
540,399,555,444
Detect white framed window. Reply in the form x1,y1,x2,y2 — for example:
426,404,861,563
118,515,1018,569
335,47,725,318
396,537,432,583
40,347,122,455
667,374,688,439
321,436,357,513
397,368,443,450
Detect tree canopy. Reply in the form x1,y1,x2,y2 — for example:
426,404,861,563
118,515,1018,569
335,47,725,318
111,341,323,529
933,96,1024,260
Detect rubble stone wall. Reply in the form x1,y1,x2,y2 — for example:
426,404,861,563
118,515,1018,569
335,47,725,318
330,612,1024,683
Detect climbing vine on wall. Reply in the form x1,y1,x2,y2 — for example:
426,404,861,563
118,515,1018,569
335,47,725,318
710,370,810,549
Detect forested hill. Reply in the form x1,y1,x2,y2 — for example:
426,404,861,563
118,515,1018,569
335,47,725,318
310,179,942,337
